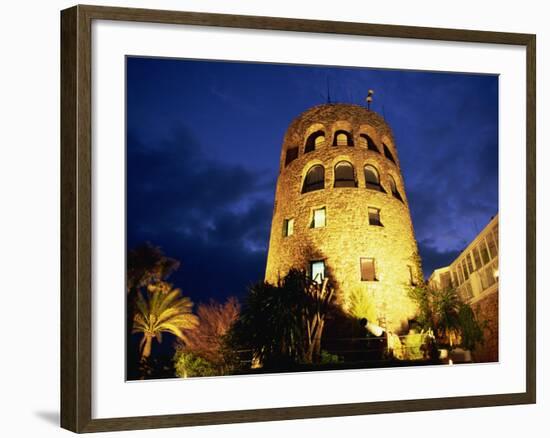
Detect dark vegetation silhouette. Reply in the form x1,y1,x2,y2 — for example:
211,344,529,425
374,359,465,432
225,269,335,372
407,283,485,356
126,242,485,379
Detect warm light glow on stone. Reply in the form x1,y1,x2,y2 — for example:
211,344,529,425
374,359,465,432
265,104,422,333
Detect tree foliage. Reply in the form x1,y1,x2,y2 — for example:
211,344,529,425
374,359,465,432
346,287,377,322
457,303,485,351
127,242,179,293
132,281,199,359
126,243,180,378
227,269,334,369
174,352,218,378
408,284,484,351
175,297,240,375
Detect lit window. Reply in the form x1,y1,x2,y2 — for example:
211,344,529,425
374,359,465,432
389,175,403,201
310,260,325,284
472,247,482,270
283,218,294,237
302,165,325,193
383,143,396,163
451,270,458,287
368,207,382,226
466,253,475,274
480,242,490,265
334,161,357,188
461,259,469,280
333,130,353,146
359,134,380,153
486,233,498,259
311,207,326,228
364,165,383,191
360,258,377,281
457,266,464,285
462,283,474,300
304,131,325,153
441,272,452,289
285,147,299,166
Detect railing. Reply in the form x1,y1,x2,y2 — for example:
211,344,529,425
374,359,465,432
233,334,436,366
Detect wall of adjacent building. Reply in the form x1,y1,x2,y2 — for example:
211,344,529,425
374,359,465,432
429,215,499,362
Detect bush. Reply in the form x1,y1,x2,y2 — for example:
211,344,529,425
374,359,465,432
174,352,218,378
226,269,334,369
320,350,341,365
457,303,485,351
402,330,427,360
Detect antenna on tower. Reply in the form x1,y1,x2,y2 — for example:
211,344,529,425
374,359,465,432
366,89,374,111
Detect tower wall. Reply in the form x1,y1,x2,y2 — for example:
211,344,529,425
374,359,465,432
265,104,421,334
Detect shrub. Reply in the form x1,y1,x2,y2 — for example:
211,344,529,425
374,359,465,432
457,303,485,351
174,352,218,378
320,350,341,365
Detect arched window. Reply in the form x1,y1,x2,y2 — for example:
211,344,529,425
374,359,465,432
333,130,353,146
305,131,326,153
364,165,383,192
302,165,325,193
389,175,403,201
359,134,380,153
383,143,396,163
334,161,357,188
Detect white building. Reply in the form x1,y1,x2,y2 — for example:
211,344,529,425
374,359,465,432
428,215,499,362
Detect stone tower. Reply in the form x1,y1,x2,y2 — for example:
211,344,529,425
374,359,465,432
265,103,422,334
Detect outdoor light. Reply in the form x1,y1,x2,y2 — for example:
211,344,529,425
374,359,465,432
364,318,385,337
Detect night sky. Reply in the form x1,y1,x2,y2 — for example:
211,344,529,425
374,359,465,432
127,57,498,304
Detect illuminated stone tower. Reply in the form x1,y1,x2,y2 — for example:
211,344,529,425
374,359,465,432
265,103,422,334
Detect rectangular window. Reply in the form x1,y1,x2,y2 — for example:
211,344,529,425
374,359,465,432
461,259,469,281
368,207,382,226
461,283,474,301
486,233,498,259
480,242,490,265
481,263,497,290
283,218,294,237
457,266,464,285
472,247,482,271
360,258,377,281
466,253,474,274
311,207,326,228
441,272,451,289
310,260,325,284
451,270,458,287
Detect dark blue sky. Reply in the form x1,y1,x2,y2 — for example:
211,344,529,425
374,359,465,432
127,57,498,304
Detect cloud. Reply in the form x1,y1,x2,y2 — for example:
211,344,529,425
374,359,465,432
417,240,461,280
127,126,275,301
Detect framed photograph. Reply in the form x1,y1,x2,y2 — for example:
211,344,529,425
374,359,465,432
60,4,536,433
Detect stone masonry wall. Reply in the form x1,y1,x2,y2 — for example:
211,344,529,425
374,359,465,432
265,104,421,334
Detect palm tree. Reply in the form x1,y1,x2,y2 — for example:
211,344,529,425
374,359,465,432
133,282,199,360
434,287,461,345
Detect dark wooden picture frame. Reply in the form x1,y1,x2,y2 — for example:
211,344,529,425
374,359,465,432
61,4,536,433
